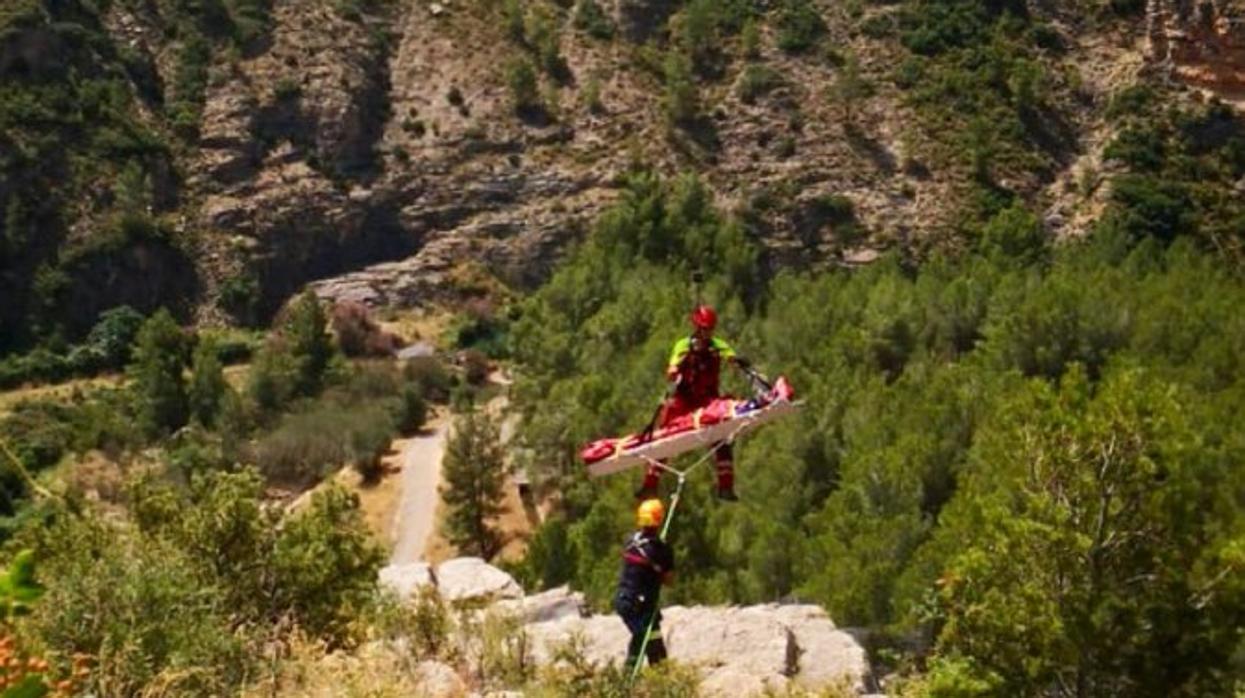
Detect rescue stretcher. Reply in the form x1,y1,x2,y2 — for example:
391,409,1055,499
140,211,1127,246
580,377,801,477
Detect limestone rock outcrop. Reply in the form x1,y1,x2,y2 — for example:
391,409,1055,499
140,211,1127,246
380,558,874,696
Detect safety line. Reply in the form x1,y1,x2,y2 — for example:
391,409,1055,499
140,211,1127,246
626,422,746,686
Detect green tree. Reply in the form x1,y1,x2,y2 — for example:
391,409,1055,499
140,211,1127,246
1008,58,1044,117
114,160,151,214
503,0,525,43
573,0,613,39
740,18,761,60
978,202,1047,266
128,309,189,436
394,385,427,437
284,290,334,398
84,305,146,369
967,116,994,183
830,54,871,128
247,341,294,413
927,367,1245,696
271,485,386,639
3,193,30,257
189,338,229,428
680,0,717,73
663,51,698,126
507,58,541,115
583,74,604,114
526,7,566,78
441,410,507,560
775,0,825,53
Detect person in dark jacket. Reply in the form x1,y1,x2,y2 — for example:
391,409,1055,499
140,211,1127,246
614,498,675,668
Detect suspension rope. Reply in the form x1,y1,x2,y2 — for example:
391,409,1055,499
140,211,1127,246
0,435,54,501
626,423,745,686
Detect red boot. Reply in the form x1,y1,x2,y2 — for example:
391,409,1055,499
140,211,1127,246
715,461,737,502
635,462,662,500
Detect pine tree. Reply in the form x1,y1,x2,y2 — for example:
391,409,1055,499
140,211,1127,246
664,51,698,126
285,291,333,398
830,54,870,129
681,0,717,73
507,58,541,115
2,194,28,260
440,410,506,560
503,0,525,44
189,338,229,428
740,19,761,60
129,309,189,436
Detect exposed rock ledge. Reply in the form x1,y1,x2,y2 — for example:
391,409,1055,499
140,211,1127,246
379,558,876,696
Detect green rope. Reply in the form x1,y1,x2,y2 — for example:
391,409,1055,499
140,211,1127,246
625,427,740,686
0,435,54,501
627,471,684,686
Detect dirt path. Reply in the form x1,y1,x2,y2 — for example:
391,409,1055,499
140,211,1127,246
389,370,540,565
388,416,449,564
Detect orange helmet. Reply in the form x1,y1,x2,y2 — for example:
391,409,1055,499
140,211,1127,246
636,498,665,528
690,305,717,331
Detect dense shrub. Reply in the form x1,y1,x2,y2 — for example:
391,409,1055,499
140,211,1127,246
0,307,145,389
18,511,248,695
331,301,403,358
251,400,395,484
573,0,613,39
775,0,826,54
447,299,510,358
15,463,384,695
507,59,542,115
736,64,783,104
404,356,453,402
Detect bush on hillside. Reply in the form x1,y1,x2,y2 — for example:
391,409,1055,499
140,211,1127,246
404,356,454,403
331,301,403,358
251,401,395,484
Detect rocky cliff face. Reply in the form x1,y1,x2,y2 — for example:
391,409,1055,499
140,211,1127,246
190,0,620,318
377,558,878,697
11,0,1244,338
1150,0,1245,97
238,0,957,313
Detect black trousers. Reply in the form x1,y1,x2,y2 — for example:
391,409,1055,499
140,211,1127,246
614,590,667,666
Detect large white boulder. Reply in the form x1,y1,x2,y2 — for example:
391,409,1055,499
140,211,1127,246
520,603,872,696
663,606,796,691
436,557,523,604
525,613,631,666
771,604,871,690
415,660,467,697
378,562,435,600
496,585,586,623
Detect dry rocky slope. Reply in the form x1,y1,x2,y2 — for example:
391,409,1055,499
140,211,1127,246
6,0,1245,341
21,0,1244,325
379,557,877,696
1149,0,1245,98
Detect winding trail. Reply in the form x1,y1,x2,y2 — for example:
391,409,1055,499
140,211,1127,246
388,416,448,564
388,371,517,565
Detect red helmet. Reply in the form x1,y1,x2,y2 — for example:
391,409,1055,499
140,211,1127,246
690,305,717,331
